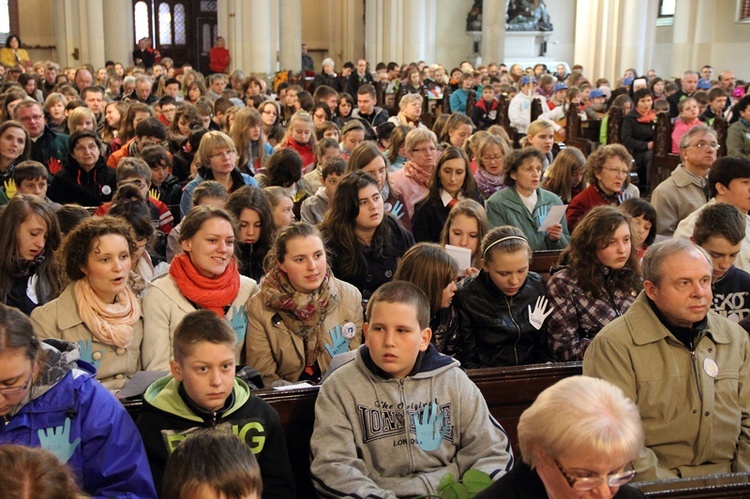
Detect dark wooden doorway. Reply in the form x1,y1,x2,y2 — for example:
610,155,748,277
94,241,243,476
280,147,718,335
132,0,217,73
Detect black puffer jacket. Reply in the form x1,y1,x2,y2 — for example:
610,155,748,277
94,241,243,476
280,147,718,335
454,270,550,368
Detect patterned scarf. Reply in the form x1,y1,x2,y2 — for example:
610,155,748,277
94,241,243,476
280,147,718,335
74,279,140,348
403,160,432,187
169,254,240,316
261,264,335,340
475,168,506,198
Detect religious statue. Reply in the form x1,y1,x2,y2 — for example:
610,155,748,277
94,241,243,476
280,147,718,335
506,0,553,31
466,0,482,32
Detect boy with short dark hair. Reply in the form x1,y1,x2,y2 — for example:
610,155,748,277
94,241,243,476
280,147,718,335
300,156,345,225
12,160,61,208
140,144,182,221
136,310,294,499
94,157,174,233
692,202,750,321
470,84,498,131
310,281,513,498
700,87,729,126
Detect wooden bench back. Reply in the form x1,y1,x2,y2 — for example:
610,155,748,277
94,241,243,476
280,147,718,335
635,472,750,497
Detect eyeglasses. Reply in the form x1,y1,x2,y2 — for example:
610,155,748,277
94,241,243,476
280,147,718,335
602,167,629,177
482,155,503,163
555,460,636,491
688,142,720,151
412,146,437,154
136,236,151,249
210,150,236,160
0,370,34,397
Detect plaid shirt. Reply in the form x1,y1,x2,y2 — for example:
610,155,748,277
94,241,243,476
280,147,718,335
546,267,638,361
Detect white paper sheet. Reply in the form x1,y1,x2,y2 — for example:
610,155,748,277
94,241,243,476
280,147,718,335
445,244,473,272
538,204,568,231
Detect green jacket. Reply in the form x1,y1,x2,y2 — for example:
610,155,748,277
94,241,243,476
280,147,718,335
486,186,570,251
584,292,750,481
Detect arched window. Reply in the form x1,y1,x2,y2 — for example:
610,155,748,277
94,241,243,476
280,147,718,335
158,3,172,45
174,3,186,44
134,1,150,41
0,0,20,44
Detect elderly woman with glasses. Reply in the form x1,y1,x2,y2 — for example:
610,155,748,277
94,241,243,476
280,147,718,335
566,144,634,233
179,131,259,217
389,128,439,219
475,376,645,499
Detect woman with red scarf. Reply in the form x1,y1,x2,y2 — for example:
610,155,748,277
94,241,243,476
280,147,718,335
621,88,655,192
142,206,258,371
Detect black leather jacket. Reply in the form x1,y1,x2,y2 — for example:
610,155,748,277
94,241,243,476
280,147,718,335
454,270,551,368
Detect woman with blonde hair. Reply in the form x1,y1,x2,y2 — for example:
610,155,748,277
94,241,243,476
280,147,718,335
475,376,644,498
179,131,259,217
42,92,67,133
230,107,274,176
541,147,586,203
440,198,488,272
520,119,556,170
474,134,511,199
277,111,317,167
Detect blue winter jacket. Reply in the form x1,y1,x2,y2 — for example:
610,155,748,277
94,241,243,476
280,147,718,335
0,339,157,499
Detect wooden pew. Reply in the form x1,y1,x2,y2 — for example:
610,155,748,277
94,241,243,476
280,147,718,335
607,106,623,145
714,116,729,158
531,250,562,282
494,94,518,145
122,361,582,498
635,472,750,497
652,111,681,190
419,85,434,129
564,105,596,157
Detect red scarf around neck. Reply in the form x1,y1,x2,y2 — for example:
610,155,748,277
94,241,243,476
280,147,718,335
169,253,240,316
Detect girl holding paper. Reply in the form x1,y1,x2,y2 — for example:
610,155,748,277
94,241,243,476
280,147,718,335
485,148,570,251
453,226,552,368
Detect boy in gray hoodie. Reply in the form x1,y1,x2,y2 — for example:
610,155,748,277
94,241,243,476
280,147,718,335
310,281,513,498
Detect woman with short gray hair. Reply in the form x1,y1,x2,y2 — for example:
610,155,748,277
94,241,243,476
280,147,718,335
475,376,646,498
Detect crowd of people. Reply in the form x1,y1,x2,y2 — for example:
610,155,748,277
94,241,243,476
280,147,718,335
0,32,750,498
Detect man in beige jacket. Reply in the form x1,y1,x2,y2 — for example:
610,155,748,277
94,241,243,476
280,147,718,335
584,239,750,481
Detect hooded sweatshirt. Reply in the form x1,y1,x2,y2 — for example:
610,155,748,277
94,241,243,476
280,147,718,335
136,375,295,499
0,339,156,499
310,344,513,498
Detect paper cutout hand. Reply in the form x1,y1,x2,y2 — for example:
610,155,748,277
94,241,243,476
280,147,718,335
391,200,405,220
3,178,16,198
325,325,349,357
228,305,248,344
528,295,553,331
149,187,160,200
414,402,447,452
37,417,81,464
77,339,103,368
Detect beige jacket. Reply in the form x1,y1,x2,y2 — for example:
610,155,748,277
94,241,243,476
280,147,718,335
246,277,363,386
30,283,143,392
584,292,750,481
141,273,259,371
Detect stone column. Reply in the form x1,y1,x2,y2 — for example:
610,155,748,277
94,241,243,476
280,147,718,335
618,0,657,77
102,0,134,67
671,0,714,76
279,0,302,72
83,0,106,68
482,0,505,66
242,0,273,74
402,0,426,63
